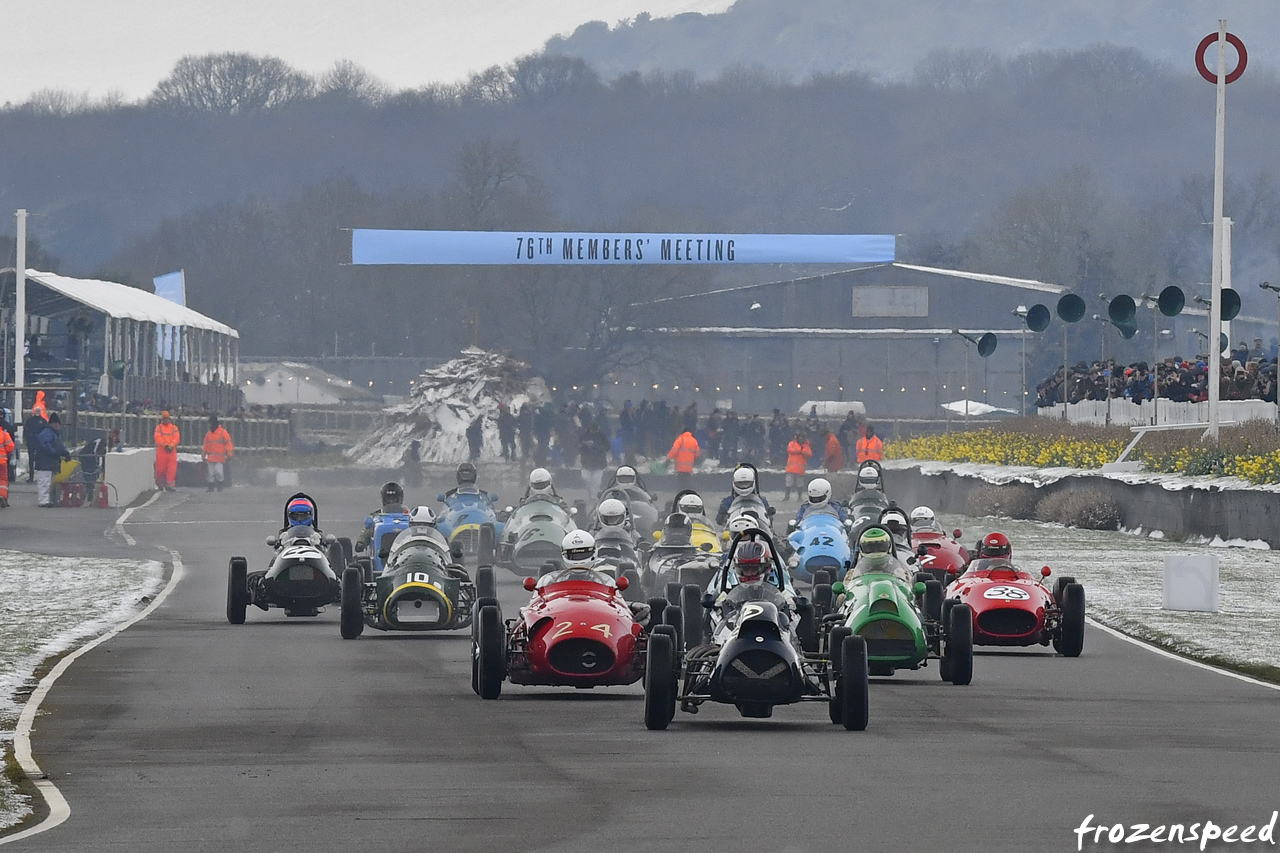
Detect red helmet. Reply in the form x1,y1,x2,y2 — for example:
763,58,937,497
734,539,771,583
981,532,1011,559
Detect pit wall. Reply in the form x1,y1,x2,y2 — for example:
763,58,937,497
102,448,155,508
878,464,1280,549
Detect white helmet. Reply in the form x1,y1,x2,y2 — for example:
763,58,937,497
615,465,637,486
598,498,627,528
561,530,596,569
408,505,437,526
677,493,704,516
881,509,908,538
731,467,756,496
727,514,763,535
528,467,554,495
857,465,880,489
807,478,832,506
910,506,936,525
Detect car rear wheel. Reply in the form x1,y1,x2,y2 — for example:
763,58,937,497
476,604,506,699
337,536,354,562
827,625,852,724
1053,575,1077,607
812,583,833,618
478,524,496,565
644,628,678,730
838,634,869,731
475,565,497,601
662,604,684,652
923,580,943,623
812,569,832,587
946,604,974,685
665,582,682,607
680,584,704,650
339,567,365,639
646,597,669,632
226,557,248,625
1059,583,1086,657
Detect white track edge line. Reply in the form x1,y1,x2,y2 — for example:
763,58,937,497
0,546,185,845
110,490,161,546
1087,616,1280,693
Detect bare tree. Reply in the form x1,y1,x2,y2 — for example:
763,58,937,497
150,53,315,113
318,60,389,104
508,54,600,100
448,138,541,227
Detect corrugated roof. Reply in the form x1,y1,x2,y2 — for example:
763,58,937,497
25,270,238,337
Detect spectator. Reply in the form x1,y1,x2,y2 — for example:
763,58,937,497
33,413,72,508
497,403,517,460
823,428,843,473
856,425,884,464
784,430,812,501
466,414,483,462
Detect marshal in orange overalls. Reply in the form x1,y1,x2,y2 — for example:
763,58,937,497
0,426,14,507
154,413,180,490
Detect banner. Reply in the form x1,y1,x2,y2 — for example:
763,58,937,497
351,230,895,266
153,270,185,360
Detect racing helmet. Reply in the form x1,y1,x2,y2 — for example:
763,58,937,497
456,461,477,486
980,531,1012,559
561,530,596,569
528,467,554,496
857,528,893,571
598,498,627,528
408,505,437,526
286,497,315,527
881,508,909,539
807,478,832,506
726,514,763,536
662,512,693,546
615,465,637,486
734,539,772,583
856,465,880,491
380,481,404,508
910,506,936,526
676,493,704,516
731,466,756,496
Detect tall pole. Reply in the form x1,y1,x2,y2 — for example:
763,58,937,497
13,210,25,439
964,342,970,424
1208,19,1227,442
1020,324,1027,417
1152,303,1160,425
1262,281,1280,432
1061,324,1069,421
1223,217,1234,352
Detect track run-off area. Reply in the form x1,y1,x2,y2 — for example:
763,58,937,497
2,473,1279,853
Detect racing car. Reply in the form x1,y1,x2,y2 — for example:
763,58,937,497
352,511,410,580
827,524,974,684
339,522,478,639
908,507,969,584
845,463,890,540
437,484,503,564
642,512,721,603
643,526,869,730
496,496,577,576
472,564,657,698
787,510,851,586
226,493,345,623
945,556,1085,655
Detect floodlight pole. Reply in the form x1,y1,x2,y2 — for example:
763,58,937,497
1152,301,1160,425
1262,280,1280,432
1062,324,1069,421
13,210,25,440
1208,19,1227,442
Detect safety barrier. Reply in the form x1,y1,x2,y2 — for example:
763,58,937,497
102,447,156,507
79,413,290,454
1038,398,1277,427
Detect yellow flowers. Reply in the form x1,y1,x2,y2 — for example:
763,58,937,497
888,424,1280,485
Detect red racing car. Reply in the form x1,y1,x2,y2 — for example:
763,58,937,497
945,560,1085,656
908,511,970,584
472,565,666,698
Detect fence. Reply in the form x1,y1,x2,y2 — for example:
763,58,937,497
80,412,290,453
112,376,243,413
291,406,383,440
1037,399,1277,427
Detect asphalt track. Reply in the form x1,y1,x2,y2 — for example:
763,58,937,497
4,474,1280,853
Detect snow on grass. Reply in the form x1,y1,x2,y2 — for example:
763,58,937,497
944,513,1280,680
0,550,164,830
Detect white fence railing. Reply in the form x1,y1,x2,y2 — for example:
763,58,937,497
1038,399,1277,427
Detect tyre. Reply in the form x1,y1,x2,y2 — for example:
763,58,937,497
828,626,852,671
923,580,943,623
226,557,248,625
327,542,347,576
939,599,956,680
665,581,682,607
838,635,870,731
337,536,354,563
644,630,678,730
339,567,365,639
1058,582,1086,657
812,569,832,587
645,597,668,631
947,604,974,686
797,606,819,654
475,565,497,601
813,583,833,618
358,557,374,584
1053,575,1077,607
662,605,684,652
478,524,496,565
476,604,506,699
620,569,643,602
680,584,704,649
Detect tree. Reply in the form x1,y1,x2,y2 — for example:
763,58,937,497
150,53,314,113
317,60,388,104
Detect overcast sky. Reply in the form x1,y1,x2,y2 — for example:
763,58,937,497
0,1,733,105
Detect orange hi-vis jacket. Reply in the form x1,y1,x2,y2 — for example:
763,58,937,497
0,428,13,459
202,426,234,463
856,435,884,463
31,391,46,419
786,439,812,474
667,431,700,473
155,421,181,453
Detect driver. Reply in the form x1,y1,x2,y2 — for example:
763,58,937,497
279,496,321,543
909,505,943,534
356,481,409,552
539,531,652,626
654,511,694,548
521,467,567,508
442,462,496,504
968,531,1013,572
388,505,451,557
716,537,796,623
593,497,634,536
715,466,772,526
603,465,654,502
879,506,911,546
853,464,884,494
676,492,710,524
794,477,848,524
845,527,909,583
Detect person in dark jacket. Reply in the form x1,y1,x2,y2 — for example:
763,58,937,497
497,404,517,460
517,403,533,459
578,419,609,495
23,410,46,483
33,412,72,508
466,415,484,461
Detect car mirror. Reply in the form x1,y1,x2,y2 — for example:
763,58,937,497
700,593,715,609
831,582,845,595
906,556,917,566
913,581,926,595
786,519,797,530
917,544,928,556
265,534,278,547
766,507,776,517
1041,566,1052,577
843,519,853,529
504,505,514,514
700,542,713,552
569,507,578,516
323,533,337,545
615,575,629,591
523,576,537,591
953,529,963,539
